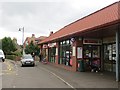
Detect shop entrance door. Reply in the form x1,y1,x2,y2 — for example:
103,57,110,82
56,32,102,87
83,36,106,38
83,45,101,71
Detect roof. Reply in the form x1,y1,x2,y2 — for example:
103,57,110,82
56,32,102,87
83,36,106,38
36,36,47,40
40,1,119,44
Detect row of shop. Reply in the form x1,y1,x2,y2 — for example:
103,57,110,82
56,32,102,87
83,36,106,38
38,2,120,81
41,37,116,72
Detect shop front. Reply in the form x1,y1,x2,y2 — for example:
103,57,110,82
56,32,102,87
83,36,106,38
39,2,120,81
83,38,102,72
48,43,56,63
76,37,117,73
59,39,72,67
103,37,116,72
41,44,48,61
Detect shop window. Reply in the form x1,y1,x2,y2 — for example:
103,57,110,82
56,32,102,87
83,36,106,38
103,43,116,72
48,47,56,63
104,44,116,61
83,45,101,71
59,39,72,66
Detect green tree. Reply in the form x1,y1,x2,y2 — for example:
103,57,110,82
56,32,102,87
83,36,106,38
25,41,40,56
2,37,17,55
0,40,2,49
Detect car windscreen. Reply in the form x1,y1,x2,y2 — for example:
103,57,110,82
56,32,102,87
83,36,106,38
23,55,33,59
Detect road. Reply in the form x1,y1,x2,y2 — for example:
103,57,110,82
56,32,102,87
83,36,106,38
0,61,2,90
1,60,119,90
1,60,74,89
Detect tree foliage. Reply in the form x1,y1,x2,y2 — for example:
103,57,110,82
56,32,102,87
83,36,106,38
2,37,17,55
25,41,40,56
0,40,2,49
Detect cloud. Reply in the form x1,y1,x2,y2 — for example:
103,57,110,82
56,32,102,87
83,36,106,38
0,0,118,44
1,2,80,34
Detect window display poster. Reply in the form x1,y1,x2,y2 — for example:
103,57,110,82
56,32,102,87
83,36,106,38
56,48,58,55
72,46,76,56
77,47,82,58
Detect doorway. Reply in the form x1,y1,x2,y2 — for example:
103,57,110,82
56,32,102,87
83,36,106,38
83,45,101,71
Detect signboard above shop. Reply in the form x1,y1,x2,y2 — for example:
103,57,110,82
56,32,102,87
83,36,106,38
48,43,56,47
83,38,102,45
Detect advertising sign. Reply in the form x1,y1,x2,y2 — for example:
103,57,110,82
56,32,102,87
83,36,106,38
77,47,82,58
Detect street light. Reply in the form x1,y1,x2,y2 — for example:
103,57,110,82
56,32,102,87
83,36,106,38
19,27,24,55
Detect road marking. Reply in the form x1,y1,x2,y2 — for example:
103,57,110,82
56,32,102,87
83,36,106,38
13,86,16,88
2,61,18,75
0,73,4,76
8,68,12,71
50,72,76,89
7,63,13,71
40,67,76,90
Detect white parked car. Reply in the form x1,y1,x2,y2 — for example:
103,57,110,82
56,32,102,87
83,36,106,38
21,54,35,67
0,49,5,62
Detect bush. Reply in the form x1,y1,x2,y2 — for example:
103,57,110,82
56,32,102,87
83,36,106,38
5,55,16,60
11,51,22,57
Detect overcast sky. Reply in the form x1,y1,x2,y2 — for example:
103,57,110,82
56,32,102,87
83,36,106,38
0,0,119,45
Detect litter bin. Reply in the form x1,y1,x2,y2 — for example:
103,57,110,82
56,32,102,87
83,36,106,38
78,60,84,72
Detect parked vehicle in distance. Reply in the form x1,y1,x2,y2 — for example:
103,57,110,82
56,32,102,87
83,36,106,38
0,49,5,62
21,54,35,67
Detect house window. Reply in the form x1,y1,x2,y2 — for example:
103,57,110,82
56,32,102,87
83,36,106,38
59,39,72,66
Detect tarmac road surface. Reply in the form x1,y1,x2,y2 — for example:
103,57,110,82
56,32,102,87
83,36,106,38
2,60,72,89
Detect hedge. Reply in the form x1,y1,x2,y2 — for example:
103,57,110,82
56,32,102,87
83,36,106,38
5,55,17,60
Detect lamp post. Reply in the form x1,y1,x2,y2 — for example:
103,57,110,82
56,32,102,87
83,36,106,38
19,27,24,55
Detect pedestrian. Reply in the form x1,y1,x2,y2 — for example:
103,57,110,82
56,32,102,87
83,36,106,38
39,54,41,62
91,59,100,72
39,52,42,62
31,52,35,60
40,50,45,62
42,55,47,64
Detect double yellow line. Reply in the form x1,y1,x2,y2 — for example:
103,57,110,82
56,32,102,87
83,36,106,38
4,62,12,71
3,61,15,74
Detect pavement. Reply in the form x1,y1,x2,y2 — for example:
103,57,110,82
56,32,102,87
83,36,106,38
0,61,2,90
37,62,119,89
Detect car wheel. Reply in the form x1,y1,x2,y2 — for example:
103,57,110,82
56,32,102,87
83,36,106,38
21,64,24,67
33,64,35,67
2,59,5,62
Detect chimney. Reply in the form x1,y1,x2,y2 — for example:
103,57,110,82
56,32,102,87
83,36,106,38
32,34,35,37
50,31,53,36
